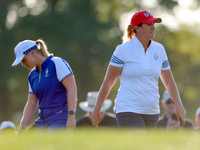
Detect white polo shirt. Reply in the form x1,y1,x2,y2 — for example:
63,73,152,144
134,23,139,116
110,36,170,115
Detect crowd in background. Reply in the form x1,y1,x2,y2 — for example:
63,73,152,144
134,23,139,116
1,90,200,131
76,90,200,130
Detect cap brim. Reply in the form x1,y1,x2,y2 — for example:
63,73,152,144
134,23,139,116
12,55,24,67
79,99,112,112
143,17,162,24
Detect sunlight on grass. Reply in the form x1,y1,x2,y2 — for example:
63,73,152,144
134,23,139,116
0,128,199,150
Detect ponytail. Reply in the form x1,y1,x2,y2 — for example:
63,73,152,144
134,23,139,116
122,25,135,43
36,39,53,57
122,23,143,43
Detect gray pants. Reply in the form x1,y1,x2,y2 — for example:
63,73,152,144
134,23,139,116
116,112,159,129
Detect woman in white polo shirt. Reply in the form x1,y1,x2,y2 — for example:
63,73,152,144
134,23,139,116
91,10,186,129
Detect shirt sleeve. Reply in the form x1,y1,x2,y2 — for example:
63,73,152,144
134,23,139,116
161,47,170,71
109,45,124,67
28,81,33,93
52,57,73,82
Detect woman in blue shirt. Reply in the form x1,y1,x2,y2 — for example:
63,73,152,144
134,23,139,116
12,39,77,130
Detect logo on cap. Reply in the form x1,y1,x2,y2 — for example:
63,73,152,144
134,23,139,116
143,12,152,17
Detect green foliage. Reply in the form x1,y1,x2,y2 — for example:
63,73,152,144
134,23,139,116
159,0,178,10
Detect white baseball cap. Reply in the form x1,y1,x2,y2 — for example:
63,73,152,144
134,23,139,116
12,40,37,67
0,121,15,130
79,91,112,112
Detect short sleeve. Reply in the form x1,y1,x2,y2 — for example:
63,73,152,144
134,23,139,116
109,45,124,67
52,57,73,82
28,81,33,93
161,47,170,71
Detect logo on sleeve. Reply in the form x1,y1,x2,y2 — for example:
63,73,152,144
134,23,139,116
45,68,49,77
153,53,159,60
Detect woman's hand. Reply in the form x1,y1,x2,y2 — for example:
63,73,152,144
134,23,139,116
66,115,76,131
176,104,186,125
91,111,101,128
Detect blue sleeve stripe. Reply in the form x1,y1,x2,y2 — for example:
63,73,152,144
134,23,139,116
162,60,169,68
62,59,73,74
111,55,123,64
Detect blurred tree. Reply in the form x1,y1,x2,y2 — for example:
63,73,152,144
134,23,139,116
0,0,22,121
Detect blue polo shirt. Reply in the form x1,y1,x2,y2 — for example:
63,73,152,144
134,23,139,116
28,55,73,109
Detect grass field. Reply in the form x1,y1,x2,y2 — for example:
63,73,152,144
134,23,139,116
0,128,199,150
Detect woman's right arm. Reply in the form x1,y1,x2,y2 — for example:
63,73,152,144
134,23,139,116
91,65,122,127
18,93,38,129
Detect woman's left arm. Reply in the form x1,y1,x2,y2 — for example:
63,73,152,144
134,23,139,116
160,69,186,124
62,75,77,130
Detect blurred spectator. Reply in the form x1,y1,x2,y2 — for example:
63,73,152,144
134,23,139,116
0,121,16,131
157,91,194,129
76,91,117,127
195,107,200,130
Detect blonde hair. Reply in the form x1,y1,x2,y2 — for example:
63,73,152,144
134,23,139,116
122,25,135,43
35,39,53,57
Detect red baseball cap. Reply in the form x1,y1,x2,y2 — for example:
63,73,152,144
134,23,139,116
131,10,162,28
